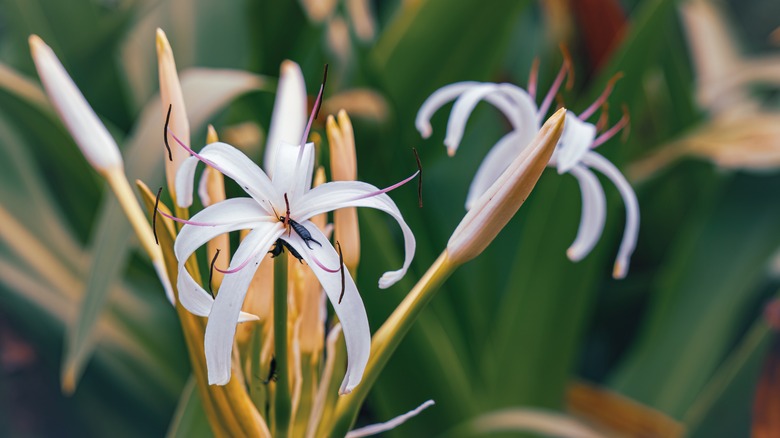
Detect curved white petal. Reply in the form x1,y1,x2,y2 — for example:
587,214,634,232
346,400,435,438
284,224,370,394
296,181,415,288
264,61,307,176
566,165,607,261
198,169,211,207
178,273,259,323
271,141,315,200
176,142,280,212
173,198,274,262
495,83,540,134
443,84,503,154
205,224,283,385
554,112,597,174
175,156,200,208
465,129,536,210
582,152,640,279
416,82,483,139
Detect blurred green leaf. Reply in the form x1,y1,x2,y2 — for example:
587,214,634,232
167,376,214,438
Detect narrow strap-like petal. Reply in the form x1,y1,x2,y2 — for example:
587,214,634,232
296,181,415,288
416,81,484,138
582,152,639,279
205,224,283,385
465,129,535,210
566,165,607,261
346,400,435,437
264,60,307,176
553,112,597,174
175,156,200,208
444,84,505,154
178,269,259,323
173,198,274,261
175,142,280,212
284,224,370,394
271,141,315,199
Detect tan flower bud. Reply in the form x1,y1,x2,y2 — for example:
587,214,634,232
327,110,361,271
29,35,123,173
447,108,566,264
156,28,191,199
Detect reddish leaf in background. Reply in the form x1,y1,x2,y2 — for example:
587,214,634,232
753,299,780,438
571,0,629,72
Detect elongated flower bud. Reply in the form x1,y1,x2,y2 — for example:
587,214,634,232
447,108,566,264
327,110,361,271
29,35,123,173
156,28,191,200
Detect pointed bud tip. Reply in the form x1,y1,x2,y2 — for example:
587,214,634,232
156,28,170,55
28,34,45,53
612,262,627,279
206,124,219,143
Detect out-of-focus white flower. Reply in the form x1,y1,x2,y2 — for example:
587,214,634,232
417,59,638,278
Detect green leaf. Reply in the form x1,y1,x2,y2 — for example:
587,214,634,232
610,173,780,417
166,376,214,438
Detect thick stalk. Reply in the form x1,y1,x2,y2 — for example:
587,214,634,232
274,253,291,437
328,251,457,437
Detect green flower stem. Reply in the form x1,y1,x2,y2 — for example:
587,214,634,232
273,253,291,437
328,251,458,437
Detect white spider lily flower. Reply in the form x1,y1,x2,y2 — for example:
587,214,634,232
417,64,638,278
164,63,416,393
29,35,123,173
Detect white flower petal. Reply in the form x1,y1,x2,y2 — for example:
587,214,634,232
264,61,307,176
495,83,540,133
284,224,370,394
582,152,640,279
198,169,211,207
416,82,483,139
554,112,597,174
346,400,435,437
443,84,502,154
205,224,283,385
178,269,259,322
566,165,607,261
271,141,315,200
176,142,281,211
173,198,273,262
297,181,415,288
465,129,536,210
29,35,122,172
175,156,199,208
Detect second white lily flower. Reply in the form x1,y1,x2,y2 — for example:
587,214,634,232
416,60,639,278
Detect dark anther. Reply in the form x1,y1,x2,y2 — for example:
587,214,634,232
208,249,221,297
413,147,423,208
313,64,329,120
153,187,163,244
336,241,345,304
163,104,173,161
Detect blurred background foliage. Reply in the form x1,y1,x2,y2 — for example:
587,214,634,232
1,0,779,436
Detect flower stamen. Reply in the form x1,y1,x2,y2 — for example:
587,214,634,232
579,72,624,120
208,249,220,297
537,46,573,121
348,170,420,202
153,186,163,244
528,57,540,100
591,105,630,148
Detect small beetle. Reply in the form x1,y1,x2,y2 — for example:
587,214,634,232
268,238,304,263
